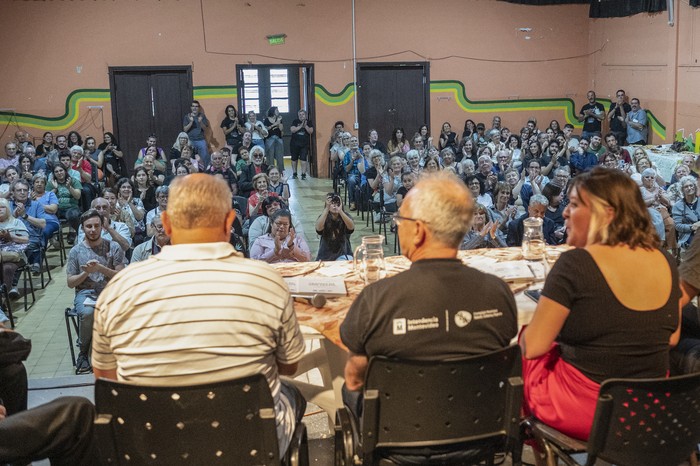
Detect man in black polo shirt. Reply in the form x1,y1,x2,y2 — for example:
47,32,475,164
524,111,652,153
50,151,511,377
340,172,517,427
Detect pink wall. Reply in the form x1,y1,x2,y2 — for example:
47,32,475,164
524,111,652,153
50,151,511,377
0,0,696,177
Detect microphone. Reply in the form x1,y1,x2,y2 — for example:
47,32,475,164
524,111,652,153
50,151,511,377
292,294,327,308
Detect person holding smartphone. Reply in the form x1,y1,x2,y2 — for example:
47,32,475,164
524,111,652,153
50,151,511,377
315,193,355,261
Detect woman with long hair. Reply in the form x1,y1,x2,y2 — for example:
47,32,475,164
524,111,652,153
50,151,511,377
98,132,126,186
131,166,157,212
438,122,459,154
387,128,410,157
522,167,681,443
220,105,242,152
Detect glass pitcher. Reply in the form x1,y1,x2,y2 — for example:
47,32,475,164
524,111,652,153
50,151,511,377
353,235,386,284
522,217,545,261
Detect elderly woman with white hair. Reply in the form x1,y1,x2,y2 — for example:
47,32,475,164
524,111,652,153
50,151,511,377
405,149,422,177
640,167,676,251
672,175,700,250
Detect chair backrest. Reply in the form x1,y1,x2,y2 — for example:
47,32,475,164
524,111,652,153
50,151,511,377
362,345,523,454
588,371,700,466
94,374,281,466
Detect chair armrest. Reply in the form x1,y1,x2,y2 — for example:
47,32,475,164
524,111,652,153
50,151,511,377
527,418,588,452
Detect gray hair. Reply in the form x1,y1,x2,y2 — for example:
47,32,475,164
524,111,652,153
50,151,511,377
406,150,420,161
462,159,475,169
680,175,697,188
369,149,384,162
155,185,170,197
70,145,84,154
440,148,454,158
408,172,474,248
530,194,549,207
31,172,48,184
478,154,492,164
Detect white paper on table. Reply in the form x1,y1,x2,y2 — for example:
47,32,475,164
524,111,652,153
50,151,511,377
284,276,347,296
489,260,537,281
462,256,500,272
315,263,354,277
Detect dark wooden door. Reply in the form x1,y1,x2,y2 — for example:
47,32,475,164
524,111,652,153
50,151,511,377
357,63,430,148
110,67,192,172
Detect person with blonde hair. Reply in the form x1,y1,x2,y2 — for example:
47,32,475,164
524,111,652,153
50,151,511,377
92,174,307,455
522,167,681,443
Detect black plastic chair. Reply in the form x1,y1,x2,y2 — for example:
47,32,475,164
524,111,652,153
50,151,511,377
0,256,15,328
524,371,700,466
94,375,308,466
64,307,79,368
335,346,523,466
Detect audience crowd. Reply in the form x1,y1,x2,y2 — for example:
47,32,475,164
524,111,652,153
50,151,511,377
1,89,700,464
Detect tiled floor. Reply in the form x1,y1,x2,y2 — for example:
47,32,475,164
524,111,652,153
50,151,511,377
14,171,397,380
15,170,395,464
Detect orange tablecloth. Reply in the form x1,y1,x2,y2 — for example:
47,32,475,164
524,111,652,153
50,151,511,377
272,246,569,349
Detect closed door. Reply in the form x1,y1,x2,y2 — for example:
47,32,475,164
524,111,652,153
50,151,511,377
357,63,430,148
110,67,192,172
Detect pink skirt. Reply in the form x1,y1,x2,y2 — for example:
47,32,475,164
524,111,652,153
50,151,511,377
522,342,601,441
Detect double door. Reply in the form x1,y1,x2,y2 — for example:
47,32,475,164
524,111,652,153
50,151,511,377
109,66,192,171
357,63,430,147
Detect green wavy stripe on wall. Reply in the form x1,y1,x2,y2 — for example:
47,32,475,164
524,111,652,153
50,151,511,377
194,86,237,100
430,80,666,140
0,89,110,130
0,83,667,140
315,83,355,106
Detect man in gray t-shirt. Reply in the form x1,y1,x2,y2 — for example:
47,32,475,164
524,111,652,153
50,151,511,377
67,209,126,374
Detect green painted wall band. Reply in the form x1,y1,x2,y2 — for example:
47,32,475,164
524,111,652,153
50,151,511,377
0,82,666,140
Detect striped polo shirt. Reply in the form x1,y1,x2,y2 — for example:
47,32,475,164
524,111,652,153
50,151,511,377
92,241,305,453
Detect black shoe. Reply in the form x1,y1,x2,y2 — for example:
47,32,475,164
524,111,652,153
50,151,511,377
75,353,92,375
31,263,41,276
292,173,298,179
301,173,307,180
67,232,76,245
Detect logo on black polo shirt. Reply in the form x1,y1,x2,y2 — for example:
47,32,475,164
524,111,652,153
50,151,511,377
454,311,473,328
393,318,406,335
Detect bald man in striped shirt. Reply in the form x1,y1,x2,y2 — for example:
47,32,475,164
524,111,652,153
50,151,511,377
92,174,306,455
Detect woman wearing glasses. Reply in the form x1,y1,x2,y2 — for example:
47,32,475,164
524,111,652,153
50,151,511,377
672,175,700,250
250,209,310,263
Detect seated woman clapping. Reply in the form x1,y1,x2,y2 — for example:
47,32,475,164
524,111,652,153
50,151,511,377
460,203,506,250
521,167,681,442
250,209,311,263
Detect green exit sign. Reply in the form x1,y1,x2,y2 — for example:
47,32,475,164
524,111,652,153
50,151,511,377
267,35,286,46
